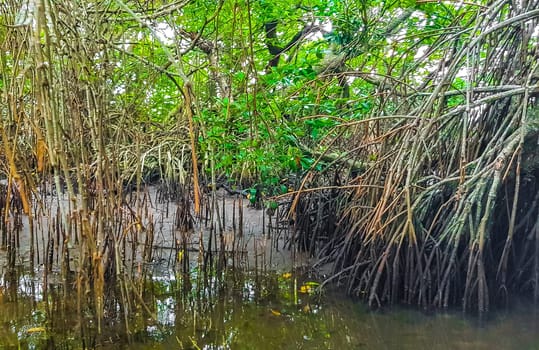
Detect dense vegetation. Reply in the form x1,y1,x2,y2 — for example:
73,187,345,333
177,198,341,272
1,0,538,316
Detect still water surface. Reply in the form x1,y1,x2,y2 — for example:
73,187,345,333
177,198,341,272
1,266,538,349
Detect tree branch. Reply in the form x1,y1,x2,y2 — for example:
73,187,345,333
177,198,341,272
263,21,319,69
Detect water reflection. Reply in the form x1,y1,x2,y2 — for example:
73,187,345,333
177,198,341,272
0,266,539,349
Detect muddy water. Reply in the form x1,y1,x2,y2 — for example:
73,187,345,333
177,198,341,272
1,188,539,349
0,265,538,349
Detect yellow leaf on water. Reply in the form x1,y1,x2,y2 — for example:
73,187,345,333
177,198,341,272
270,309,281,316
299,285,310,294
27,327,46,334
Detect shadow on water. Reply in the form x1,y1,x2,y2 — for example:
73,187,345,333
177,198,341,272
1,264,539,349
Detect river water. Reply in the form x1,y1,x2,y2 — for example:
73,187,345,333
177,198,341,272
1,187,538,349
0,265,538,349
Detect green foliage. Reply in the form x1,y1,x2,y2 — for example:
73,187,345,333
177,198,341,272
13,0,501,192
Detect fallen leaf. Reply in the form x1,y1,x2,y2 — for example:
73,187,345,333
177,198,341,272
27,327,46,334
270,309,281,316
